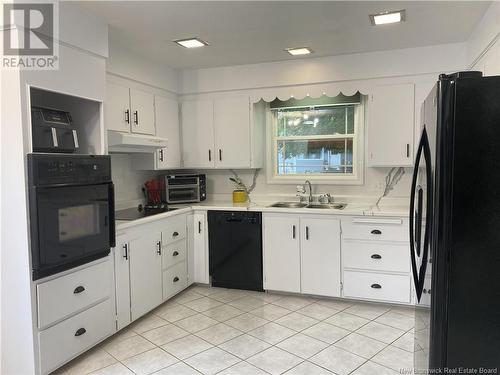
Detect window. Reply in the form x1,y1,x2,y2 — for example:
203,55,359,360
269,95,364,183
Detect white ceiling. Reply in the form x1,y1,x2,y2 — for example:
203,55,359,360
76,1,491,70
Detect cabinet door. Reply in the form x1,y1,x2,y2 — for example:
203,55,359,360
106,82,131,133
186,213,195,286
301,217,341,297
113,235,131,330
129,230,162,321
263,214,301,293
181,100,215,168
130,88,156,135
214,96,251,168
155,95,181,169
193,212,209,283
368,83,415,167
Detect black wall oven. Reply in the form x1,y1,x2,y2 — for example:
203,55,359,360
28,154,115,280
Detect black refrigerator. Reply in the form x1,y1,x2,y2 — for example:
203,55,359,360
410,71,500,373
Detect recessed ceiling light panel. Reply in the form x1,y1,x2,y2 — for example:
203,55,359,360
370,10,406,26
285,47,313,56
174,37,209,48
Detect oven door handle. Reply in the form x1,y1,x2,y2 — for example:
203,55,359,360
108,183,116,248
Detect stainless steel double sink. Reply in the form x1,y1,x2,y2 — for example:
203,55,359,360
269,202,347,210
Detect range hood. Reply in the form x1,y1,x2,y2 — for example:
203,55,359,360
108,131,167,153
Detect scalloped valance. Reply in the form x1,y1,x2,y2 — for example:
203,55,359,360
249,82,372,103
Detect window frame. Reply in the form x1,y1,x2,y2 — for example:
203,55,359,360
266,98,365,185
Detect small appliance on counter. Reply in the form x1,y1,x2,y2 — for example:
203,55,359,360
164,174,206,203
31,106,79,153
27,153,115,280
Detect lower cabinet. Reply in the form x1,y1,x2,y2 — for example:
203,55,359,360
36,259,114,374
192,211,209,284
301,217,341,297
263,214,301,293
343,271,411,304
39,299,114,374
341,216,411,304
129,232,163,321
263,213,341,297
113,213,189,330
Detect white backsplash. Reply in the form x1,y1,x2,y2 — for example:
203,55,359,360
111,155,412,209
111,154,158,209
201,166,412,204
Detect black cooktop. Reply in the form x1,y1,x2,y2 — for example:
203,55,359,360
115,204,179,221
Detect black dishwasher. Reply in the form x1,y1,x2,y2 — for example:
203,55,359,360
208,211,263,291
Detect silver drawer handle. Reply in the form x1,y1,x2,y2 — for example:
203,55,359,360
173,277,179,283
371,254,382,259
371,284,382,289
172,251,179,256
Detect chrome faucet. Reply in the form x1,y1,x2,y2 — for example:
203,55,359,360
304,180,313,203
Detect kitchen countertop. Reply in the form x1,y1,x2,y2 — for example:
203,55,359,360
116,199,409,230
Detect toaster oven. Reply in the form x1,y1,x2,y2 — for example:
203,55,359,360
164,174,206,203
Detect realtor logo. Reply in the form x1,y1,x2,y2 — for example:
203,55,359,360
2,1,59,69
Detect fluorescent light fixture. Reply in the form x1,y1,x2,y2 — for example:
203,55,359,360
174,37,209,48
285,47,313,56
370,10,405,25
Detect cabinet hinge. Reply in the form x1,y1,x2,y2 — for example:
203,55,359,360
115,315,119,322
340,281,344,291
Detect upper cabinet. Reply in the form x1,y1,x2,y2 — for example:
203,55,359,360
132,94,182,170
155,95,181,169
106,82,156,135
214,97,251,168
368,83,415,167
181,99,215,169
181,96,265,169
130,89,156,135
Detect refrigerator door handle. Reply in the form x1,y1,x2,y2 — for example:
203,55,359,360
410,127,432,302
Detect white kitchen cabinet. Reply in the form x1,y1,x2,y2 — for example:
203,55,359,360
300,217,341,297
129,229,163,321
192,212,209,284
105,82,155,136
106,82,131,133
131,94,182,170
180,97,265,169
156,95,181,168
181,99,215,168
263,214,301,293
341,216,412,305
368,83,415,167
130,88,156,135
113,235,132,330
214,96,251,168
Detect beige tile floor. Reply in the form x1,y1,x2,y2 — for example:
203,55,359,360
54,285,416,375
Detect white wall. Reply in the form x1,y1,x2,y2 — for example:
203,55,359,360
111,155,158,209
107,30,179,94
466,2,500,69
466,2,500,75
180,43,466,94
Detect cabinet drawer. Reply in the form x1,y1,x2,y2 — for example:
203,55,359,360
341,217,408,242
162,239,187,270
163,215,187,245
343,240,410,273
343,271,411,304
37,261,111,329
39,299,113,374
163,261,188,300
